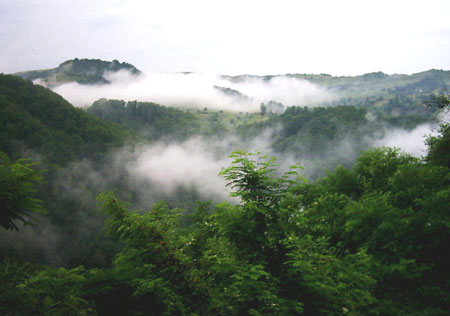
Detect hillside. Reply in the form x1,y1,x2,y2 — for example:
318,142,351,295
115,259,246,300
0,74,130,164
14,58,141,86
0,74,138,268
87,98,271,140
225,69,450,97
222,69,450,115
87,97,437,180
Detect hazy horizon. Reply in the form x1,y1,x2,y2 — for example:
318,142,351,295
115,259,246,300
10,58,450,78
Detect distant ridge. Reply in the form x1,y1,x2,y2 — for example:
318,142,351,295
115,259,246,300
222,69,450,105
12,59,450,114
14,58,141,86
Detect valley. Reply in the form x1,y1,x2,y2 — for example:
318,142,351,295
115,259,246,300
1,59,449,316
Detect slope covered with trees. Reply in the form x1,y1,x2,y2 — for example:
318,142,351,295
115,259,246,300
15,58,141,86
87,98,203,140
1,123,449,315
0,74,134,267
0,74,129,165
87,98,438,180
225,69,450,114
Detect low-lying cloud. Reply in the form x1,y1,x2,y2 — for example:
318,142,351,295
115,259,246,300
124,139,233,202
54,131,308,212
4,122,437,266
47,70,333,111
55,137,240,212
373,124,439,158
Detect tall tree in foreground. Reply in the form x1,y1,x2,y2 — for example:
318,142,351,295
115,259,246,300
95,151,377,315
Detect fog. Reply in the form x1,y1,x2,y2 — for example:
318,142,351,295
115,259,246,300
2,113,439,266
55,130,304,211
48,70,333,111
373,124,439,157
0,220,64,266
122,139,234,203
52,121,438,218
53,116,438,212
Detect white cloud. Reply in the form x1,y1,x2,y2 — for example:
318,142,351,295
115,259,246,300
50,70,333,110
125,139,233,201
373,124,439,157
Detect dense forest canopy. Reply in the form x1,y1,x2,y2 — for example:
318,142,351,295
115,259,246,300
0,63,449,315
0,74,129,164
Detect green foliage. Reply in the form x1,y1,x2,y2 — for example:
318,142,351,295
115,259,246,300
97,193,203,315
298,147,450,315
220,151,302,206
87,99,201,140
210,152,377,315
426,123,450,168
2,143,449,315
0,259,96,316
17,58,141,85
0,74,132,267
1,73,449,314
0,151,46,230
237,105,379,179
353,147,416,192
86,153,378,315
0,74,129,165
284,236,377,316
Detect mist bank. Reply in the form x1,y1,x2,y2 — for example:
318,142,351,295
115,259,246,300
372,108,448,157
373,123,439,157
1,119,438,267
57,119,439,211
24,59,450,117
44,70,334,111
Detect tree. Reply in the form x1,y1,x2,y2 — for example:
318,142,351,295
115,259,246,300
260,103,267,116
0,152,47,230
427,123,450,168
215,151,376,315
220,151,301,207
426,125,450,169
426,95,450,168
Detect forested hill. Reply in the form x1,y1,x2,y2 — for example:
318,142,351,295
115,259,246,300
87,98,204,141
223,69,450,113
225,69,450,97
0,74,135,269
14,58,141,86
0,74,129,165
87,97,437,179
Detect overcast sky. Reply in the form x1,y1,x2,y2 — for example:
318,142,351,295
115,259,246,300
1,0,450,76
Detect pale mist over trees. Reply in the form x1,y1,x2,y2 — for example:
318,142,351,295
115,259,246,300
1,57,449,315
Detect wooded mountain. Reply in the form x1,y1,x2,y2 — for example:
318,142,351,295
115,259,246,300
0,74,129,164
14,58,141,86
0,74,134,268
